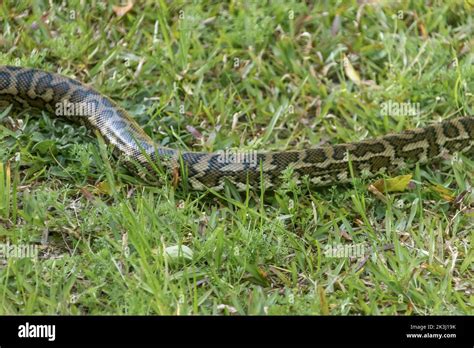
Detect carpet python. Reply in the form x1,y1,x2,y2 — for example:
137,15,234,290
0,66,473,191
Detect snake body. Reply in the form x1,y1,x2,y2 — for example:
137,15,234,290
0,66,473,191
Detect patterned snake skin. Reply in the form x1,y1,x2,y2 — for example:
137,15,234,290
0,66,473,191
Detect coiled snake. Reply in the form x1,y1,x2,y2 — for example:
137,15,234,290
0,66,473,191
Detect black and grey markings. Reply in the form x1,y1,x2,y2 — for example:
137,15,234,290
270,152,299,169
332,144,350,161
458,117,474,138
34,74,54,95
351,142,386,157
16,70,36,91
304,148,327,163
49,81,72,101
0,71,12,90
0,65,473,191
69,88,92,103
442,122,460,139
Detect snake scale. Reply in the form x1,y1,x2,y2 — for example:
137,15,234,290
0,65,473,191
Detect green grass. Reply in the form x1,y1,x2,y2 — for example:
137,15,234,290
0,0,473,315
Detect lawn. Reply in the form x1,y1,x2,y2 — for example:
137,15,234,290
0,0,472,315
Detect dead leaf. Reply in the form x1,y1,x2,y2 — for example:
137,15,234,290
80,187,95,201
217,304,238,314
413,12,428,40
172,166,180,188
318,286,330,315
340,228,353,241
331,15,341,36
465,0,474,9
197,215,208,236
354,254,369,273
183,84,194,95
452,189,469,207
257,266,269,280
368,184,388,203
94,181,114,195
122,231,129,257
113,0,134,17
343,53,361,85
186,125,203,140
126,187,135,199
378,243,394,252
372,174,413,193
406,301,414,315
399,232,410,243
418,21,428,40
429,184,455,202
